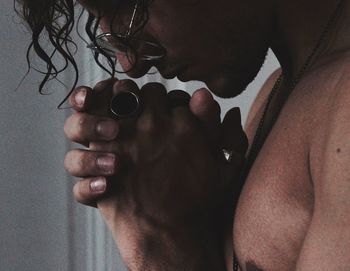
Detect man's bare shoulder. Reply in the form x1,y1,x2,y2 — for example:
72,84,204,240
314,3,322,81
307,51,350,187
307,51,350,134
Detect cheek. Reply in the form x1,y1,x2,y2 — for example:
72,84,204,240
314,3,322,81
99,20,109,33
145,10,187,45
117,53,134,71
146,16,218,60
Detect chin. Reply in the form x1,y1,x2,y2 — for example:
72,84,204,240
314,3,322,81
205,53,268,98
204,70,254,98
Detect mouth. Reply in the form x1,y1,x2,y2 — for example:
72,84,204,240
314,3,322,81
122,66,178,79
120,59,194,82
156,62,191,80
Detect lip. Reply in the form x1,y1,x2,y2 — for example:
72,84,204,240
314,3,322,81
122,64,155,78
122,61,192,81
124,67,179,80
156,63,189,80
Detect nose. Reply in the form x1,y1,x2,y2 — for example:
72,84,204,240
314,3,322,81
116,52,134,71
116,51,156,78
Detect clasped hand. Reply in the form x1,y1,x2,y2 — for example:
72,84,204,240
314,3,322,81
64,78,247,234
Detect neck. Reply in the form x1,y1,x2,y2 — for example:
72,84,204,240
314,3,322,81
271,0,350,84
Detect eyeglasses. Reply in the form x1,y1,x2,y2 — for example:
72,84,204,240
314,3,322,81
87,0,165,61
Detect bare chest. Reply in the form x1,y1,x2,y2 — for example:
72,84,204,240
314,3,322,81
232,55,350,271
233,83,319,271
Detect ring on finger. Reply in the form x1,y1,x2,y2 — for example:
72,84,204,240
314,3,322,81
110,91,142,118
222,148,245,165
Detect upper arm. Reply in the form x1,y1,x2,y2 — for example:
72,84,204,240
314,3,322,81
295,79,350,270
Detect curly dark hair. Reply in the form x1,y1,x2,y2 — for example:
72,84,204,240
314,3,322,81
14,0,150,108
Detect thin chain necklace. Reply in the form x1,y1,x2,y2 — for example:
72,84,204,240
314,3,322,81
233,0,344,270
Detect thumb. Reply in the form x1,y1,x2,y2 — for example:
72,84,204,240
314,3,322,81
189,88,221,141
216,108,248,216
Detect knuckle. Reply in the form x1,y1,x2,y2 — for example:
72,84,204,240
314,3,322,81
76,114,97,142
168,89,191,99
76,118,86,140
167,90,191,108
93,79,115,92
137,112,157,133
65,149,96,176
177,121,195,136
141,82,166,94
174,115,197,137
64,149,81,175
63,154,71,172
79,152,96,174
63,117,72,138
64,113,91,142
114,79,138,92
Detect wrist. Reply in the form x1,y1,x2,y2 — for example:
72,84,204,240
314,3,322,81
109,214,227,271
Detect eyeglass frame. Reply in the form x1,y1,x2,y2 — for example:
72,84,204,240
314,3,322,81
87,0,165,61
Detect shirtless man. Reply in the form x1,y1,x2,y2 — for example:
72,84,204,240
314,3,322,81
18,0,350,270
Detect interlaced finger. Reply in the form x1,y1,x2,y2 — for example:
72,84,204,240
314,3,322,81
73,177,108,208
64,112,119,144
64,149,119,177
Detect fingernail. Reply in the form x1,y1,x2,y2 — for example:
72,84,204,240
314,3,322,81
97,120,119,139
75,89,87,106
90,178,106,193
97,154,116,174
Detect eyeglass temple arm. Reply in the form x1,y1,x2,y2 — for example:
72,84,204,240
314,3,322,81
126,0,139,36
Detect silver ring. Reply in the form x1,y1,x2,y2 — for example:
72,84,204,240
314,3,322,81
110,91,141,118
222,149,245,164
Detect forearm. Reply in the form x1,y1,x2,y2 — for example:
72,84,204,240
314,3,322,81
108,215,228,271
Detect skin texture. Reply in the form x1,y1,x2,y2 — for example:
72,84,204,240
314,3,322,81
60,0,350,270
65,79,248,270
235,51,350,271
246,261,264,271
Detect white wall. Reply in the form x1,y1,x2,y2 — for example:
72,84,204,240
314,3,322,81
0,1,278,271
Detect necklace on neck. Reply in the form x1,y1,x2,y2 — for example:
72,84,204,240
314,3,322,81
233,0,345,270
